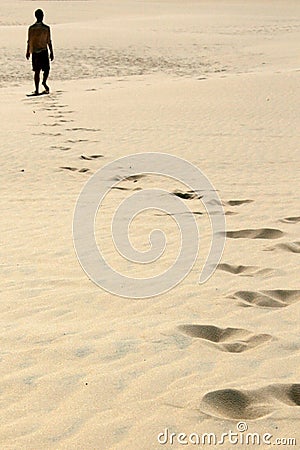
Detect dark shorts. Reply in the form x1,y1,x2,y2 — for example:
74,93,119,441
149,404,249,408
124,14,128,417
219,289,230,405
32,50,50,72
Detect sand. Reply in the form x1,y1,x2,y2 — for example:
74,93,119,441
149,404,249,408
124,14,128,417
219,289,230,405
1,1,299,448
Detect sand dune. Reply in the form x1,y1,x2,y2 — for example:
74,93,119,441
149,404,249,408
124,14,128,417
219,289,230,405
1,0,299,448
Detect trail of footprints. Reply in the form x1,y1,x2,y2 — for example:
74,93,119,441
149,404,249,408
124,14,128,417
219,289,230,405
176,197,299,420
27,90,103,174
28,94,299,421
60,155,103,173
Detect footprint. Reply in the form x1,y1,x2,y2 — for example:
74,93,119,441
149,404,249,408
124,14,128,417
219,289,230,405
217,263,280,277
60,167,90,173
172,191,202,200
60,166,77,171
200,388,271,419
199,383,300,420
225,211,238,216
279,216,300,224
278,242,300,253
53,105,68,109
111,186,131,191
41,105,67,112
178,324,272,353
47,112,67,116
124,174,145,182
154,211,204,217
226,228,284,239
50,146,71,151
231,290,300,308
218,263,257,276
266,241,300,253
226,199,254,206
49,110,73,114
270,384,300,406
33,132,62,137
110,174,145,184
66,127,101,132
80,154,103,160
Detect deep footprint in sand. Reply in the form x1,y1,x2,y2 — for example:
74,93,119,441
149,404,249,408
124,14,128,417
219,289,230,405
67,139,89,143
266,241,300,253
60,167,90,173
33,132,62,137
279,216,300,224
231,290,300,308
199,383,300,420
60,166,77,171
226,199,254,206
226,228,284,239
217,263,281,277
200,388,271,419
124,174,145,182
80,154,103,160
110,174,146,184
66,127,101,132
50,146,71,151
42,123,62,127
178,324,272,353
173,190,203,200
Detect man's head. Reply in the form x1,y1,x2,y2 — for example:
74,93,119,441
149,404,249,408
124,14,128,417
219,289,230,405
35,9,44,22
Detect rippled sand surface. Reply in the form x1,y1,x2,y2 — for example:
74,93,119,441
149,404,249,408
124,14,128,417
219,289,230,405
1,1,299,448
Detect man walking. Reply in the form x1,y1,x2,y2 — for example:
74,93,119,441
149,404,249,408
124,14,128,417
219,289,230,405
26,9,54,95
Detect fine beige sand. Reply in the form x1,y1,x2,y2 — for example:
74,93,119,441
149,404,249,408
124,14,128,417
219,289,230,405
1,1,299,448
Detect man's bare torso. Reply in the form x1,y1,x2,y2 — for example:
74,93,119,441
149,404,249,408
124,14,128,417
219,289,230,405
28,22,51,53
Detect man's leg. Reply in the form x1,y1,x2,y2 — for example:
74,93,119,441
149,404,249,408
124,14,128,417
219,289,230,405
42,68,50,93
34,70,40,94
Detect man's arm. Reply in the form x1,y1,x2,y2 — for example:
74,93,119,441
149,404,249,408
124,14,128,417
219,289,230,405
26,28,30,59
48,27,54,61
48,41,54,61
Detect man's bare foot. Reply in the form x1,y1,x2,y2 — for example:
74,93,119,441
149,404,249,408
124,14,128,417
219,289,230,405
42,82,50,93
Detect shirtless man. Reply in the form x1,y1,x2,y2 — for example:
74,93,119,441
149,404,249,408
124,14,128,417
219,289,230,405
26,9,54,95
